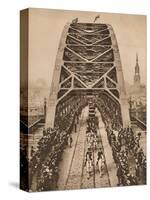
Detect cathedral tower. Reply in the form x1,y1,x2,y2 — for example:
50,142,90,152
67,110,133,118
134,53,141,86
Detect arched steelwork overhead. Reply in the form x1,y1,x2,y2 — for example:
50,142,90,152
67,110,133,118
46,22,130,128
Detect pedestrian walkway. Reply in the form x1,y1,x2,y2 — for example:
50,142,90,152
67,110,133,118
65,108,87,189
97,111,118,187
57,107,88,190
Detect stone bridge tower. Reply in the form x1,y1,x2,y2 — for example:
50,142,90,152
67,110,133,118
46,22,130,129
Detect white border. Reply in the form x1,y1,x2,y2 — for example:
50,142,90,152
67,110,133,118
0,0,149,199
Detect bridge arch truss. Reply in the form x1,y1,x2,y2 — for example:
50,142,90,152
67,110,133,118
46,22,130,129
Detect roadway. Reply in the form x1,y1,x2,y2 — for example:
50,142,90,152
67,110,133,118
57,106,113,190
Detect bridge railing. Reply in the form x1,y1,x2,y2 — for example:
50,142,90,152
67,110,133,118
131,116,146,131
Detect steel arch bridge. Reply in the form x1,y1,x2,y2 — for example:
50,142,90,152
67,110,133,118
46,22,130,129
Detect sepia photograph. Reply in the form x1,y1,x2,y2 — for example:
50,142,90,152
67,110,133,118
20,8,147,192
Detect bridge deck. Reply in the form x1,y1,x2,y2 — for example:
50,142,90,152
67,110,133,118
57,106,114,190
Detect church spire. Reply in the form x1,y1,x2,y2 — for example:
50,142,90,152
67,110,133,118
135,53,140,74
136,53,138,64
134,53,140,85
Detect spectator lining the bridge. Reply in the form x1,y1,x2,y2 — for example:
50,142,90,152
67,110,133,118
29,98,86,191
96,93,146,186
28,94,146,191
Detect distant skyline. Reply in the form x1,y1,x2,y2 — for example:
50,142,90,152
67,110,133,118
28,8,147,90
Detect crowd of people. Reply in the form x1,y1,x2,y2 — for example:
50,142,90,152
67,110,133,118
96,93,146,186
20,148,29,191
107,127,146,185
96,93,122,131
28,92,146,191
85,102,105,179
29,98,86,191
29,117,75,191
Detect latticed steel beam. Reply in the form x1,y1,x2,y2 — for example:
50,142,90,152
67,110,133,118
46,22,130,128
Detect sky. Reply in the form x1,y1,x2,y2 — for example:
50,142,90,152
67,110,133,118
28,8,147,90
